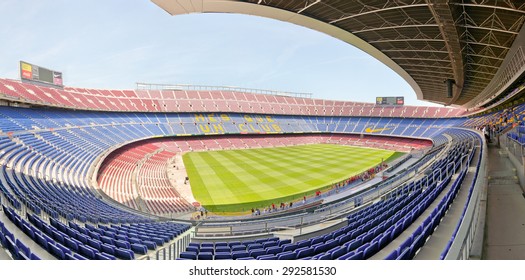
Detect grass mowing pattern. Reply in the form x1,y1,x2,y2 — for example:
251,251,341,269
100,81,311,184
183,144,398,212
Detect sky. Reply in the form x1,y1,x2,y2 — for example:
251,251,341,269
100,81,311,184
0,0,441,106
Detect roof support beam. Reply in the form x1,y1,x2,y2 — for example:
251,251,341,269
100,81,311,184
451,3,525,14
461,41,511,50
352,24,439,34
329,4,428,24
369,38,444,44
398,63,451,70
297,0,320,14
382,49,449,54
457,25,519,35
404,68,454,76
391,57,450,63
426,0,465,106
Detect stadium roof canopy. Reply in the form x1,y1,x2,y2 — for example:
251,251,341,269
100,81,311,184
152,0,525,109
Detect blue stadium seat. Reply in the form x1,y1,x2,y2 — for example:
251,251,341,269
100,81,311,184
363,241,379,259
296,239,311,249
114,239,131,250
115,247,135,260
5,236,20,260
214,252,232,260
384,249,399,260
180,251,197,260
215,246,230,253
257,254,277,260
186,246,199,253
277,251,296,260
346,250,364,260
249,249,266,258
87,239,102,251
295,247,314,259
231,245,246,252
142,240,157,250
30,253,41,260
330,246,347,260
199,247,214,254
131,243,148,255
198,252,213,260
78,244,97,260
228,241,241,247
100,236,114,246
49,243,66,260
247,243,262,251
396,247,411,260
265,246,282,255
15,239,31,257
232,251,249,260
345,239,362,253
317,253,332,260
282,243,297,252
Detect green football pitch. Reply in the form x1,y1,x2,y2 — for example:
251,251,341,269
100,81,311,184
183,144,400,213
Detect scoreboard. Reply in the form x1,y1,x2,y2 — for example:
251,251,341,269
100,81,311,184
20,61,63,87
376,96,404,106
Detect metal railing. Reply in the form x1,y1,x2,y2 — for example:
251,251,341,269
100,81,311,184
136,82,314,99
445,131,486,260
141,228,193,260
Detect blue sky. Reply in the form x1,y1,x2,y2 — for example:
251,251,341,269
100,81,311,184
0,0,440,106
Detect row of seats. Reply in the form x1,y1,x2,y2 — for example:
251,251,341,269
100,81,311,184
508,129,525,145
0,220,40,260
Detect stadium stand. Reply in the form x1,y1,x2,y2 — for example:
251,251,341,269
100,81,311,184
0,78,466,118
0,81,488,261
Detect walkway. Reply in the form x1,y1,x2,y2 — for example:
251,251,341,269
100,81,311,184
483,143,525,259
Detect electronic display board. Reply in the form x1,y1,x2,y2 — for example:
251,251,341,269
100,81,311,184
375,96,404,106
20,61,63,87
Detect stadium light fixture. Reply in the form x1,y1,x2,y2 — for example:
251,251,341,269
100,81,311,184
444,79,455,98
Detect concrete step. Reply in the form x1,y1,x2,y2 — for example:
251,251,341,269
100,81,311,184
489,178,519,185
488,169,517,178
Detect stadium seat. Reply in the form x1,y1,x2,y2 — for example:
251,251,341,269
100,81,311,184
257,254,277,260
277,251,295,260
198,252,213,260
232,251,249,260
214,252,232,260
295,247,314,259
231,245,246,252
49,243,66,260
265,246,282,255
180,252,197,260
249,249,266,258
384,249,399,260
131,243,148,255
330,246,347,260
115,248,135,260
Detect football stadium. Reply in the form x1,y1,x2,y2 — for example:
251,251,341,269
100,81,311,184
1,0,525,266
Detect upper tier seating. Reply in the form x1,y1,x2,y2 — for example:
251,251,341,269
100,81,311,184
0,78,466,117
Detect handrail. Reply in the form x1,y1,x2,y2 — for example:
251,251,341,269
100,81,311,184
444,130,487,259
136,82,314,99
